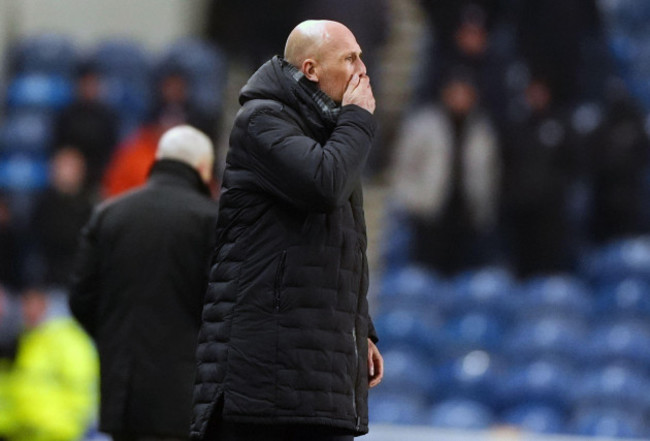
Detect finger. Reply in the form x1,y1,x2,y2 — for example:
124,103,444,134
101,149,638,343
347,73,360,89
368,347,375,377
375,354,384,381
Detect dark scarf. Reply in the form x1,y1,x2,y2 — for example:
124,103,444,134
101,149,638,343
280,58,341,127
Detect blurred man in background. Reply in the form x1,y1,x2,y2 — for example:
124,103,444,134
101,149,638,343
31,148,93,288
391,66,501,275
70,125,218,441
54,61,119,192
0,195,22,291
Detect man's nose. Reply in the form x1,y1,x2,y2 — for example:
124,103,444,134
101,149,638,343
357,58,367,76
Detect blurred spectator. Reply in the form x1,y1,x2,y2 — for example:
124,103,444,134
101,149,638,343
502,76,579,277
154,69,215,137
0,194,23,290
416,1,513,125
587,79,650,243
100,123,161,199
31,148,93,287
70,126,217,441
420,0,502,52
101,70,216,198
391,69,501,275
511,0,605,104
54,61,119,192
10,287,98,441
0,285,20,363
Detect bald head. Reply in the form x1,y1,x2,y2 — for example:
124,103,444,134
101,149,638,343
284,20,354,68
284,20,366,104
156,125,214,183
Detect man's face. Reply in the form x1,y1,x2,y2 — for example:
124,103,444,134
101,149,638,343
314,27,366,104
442,80,477,116
21,290,48,329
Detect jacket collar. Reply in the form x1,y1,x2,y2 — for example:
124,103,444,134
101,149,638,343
147,159,211,197
280,58,341,125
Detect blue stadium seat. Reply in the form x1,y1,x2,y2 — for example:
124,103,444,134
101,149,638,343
502,404,566,434
502,316,587,364
377,348,437,398
369,391,429,425
607,32,638,72
580,236,650,284
0,111,54,155
9,33,77,76
90,39,151,78
610,0,650,33
101,75,152,131
439,311,505,355
516,274,593,321
88,39,153,132
569,405,650,439
448,266,516,320
434,350,503,406
157,38,228,113
573,364,650,414
428,398,494,430
0,154,49,192
378,264,446,310
6,73,73,111
495,358,576,412
594,278,650,320
581,319,650,370
159,38,225,77
379,208,414,271
372,307,442,354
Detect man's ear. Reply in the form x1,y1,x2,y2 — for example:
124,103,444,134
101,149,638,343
197,161,213,184
302,59,319,82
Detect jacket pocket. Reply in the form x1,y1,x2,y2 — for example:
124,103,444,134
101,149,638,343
273,250,287,311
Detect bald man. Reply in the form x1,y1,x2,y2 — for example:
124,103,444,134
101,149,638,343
191,20,382,441
70,125,218,441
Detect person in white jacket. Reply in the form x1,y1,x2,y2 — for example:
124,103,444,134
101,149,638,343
391,67,501,274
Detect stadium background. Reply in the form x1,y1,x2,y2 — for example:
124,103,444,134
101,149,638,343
1,0,650,440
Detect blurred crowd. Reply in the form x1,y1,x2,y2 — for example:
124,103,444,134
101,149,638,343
388,0,650,279
1,0,650,439
374,0,650,437
0,26,226,441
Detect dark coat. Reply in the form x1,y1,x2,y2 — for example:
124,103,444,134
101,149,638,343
69,160,218,438
191,57,377,439
32,188,93,287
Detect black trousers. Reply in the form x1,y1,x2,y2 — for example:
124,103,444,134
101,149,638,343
205,420,354,441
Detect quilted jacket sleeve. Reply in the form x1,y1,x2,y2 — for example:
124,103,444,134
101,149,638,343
244,104,376,212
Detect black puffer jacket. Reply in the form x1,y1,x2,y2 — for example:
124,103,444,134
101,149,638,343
191,57,377,439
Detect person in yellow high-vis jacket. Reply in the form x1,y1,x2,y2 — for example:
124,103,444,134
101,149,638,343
10,288,99,441
0,285,19,441
0,355,15,440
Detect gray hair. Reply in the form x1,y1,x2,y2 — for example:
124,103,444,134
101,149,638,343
156,125,214,171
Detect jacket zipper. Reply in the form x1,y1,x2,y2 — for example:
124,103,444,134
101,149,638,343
352,247,364,432
273,250,287,311
352,326,360,431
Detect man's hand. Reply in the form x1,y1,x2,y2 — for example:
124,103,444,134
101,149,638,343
368,338,383,388
342,74,376,114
